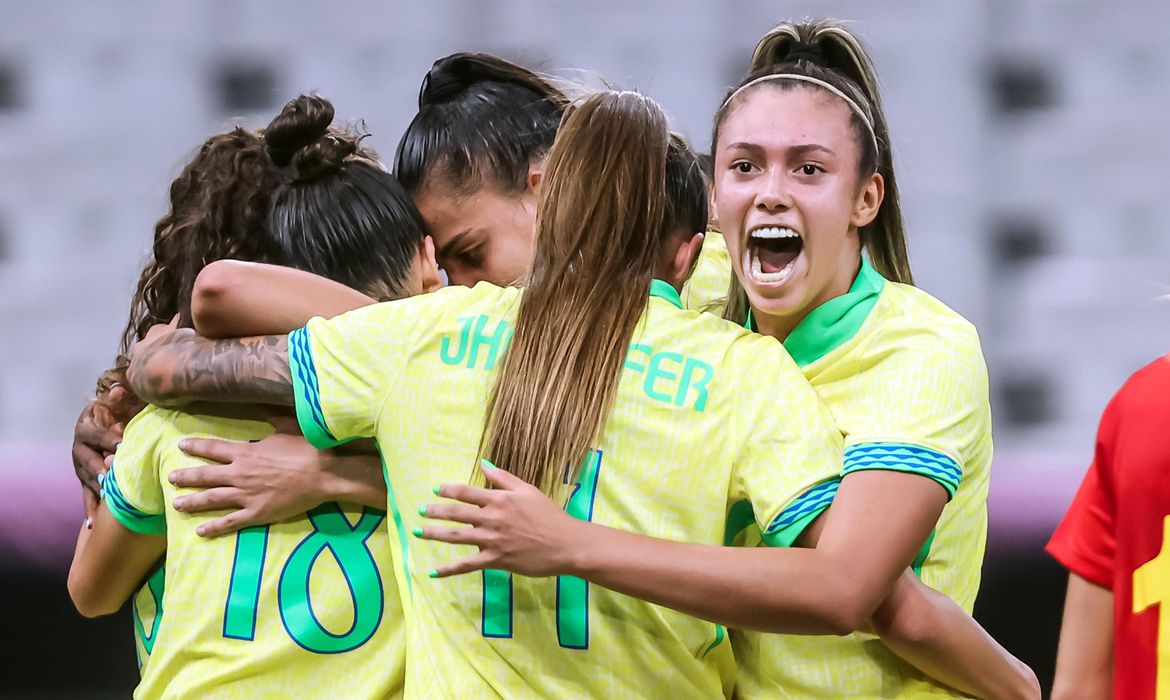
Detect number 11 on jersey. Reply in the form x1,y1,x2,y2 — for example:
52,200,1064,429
482,450,603,648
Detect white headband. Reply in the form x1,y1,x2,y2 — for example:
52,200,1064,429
724,73,879,158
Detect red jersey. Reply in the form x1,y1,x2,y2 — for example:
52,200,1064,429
1048,355,1170,699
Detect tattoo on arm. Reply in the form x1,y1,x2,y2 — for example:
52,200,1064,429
132,333,294,406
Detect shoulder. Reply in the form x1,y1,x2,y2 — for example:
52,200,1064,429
864,282,986,376
1100,356,1170,437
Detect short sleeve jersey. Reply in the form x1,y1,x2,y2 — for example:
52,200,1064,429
289,280,844,699
733,259,993,699
681,229,731,315
104,405,404,700
1047,356,1170,700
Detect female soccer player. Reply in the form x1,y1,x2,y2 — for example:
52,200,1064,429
169,41,1029,697
415,21,1027,699
126,87,1033,699
68,94,439,698
126,89,851,698
1047,355,1170,699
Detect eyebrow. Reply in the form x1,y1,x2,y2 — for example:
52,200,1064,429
724,141,837,157
437,229,473,259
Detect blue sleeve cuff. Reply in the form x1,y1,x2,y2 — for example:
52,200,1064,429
760,479,840,548
843,442,962,500
104,465,166,536
288,326,344,449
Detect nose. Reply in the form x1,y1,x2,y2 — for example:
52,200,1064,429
755,169,791,212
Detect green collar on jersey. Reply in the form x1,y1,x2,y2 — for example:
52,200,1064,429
745,257,885,367
649,279,684,309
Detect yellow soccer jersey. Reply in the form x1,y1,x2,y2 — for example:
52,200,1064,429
289,280,845,699
104,405,404,700
131,563,165,673
734,259,992,698
681,229,731,315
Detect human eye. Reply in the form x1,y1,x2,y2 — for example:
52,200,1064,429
732,160,757,174
796,163,825,176
457,243,484,267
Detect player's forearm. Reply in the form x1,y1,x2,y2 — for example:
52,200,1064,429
872,572,1040,700
320,454,388,511
128,331,294,407
69,505,165,618
566,522,872,635
193,260,376,339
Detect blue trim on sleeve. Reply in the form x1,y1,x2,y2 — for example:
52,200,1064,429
288,326,339,447
104,464,166,535
761,479,840,548
843,442,962,499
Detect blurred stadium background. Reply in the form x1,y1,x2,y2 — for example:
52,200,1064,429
2,0,1168,696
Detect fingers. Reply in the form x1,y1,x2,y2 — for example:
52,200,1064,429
479,460,525,489
414,525,487,547
178,437,248,464
72,443,105,493
421,502,485,526
82,485,99,520
77,412,121,454
173,487,243,514
168,464,236,489
194,510,258,538
430,552,495,578
435,482,495,507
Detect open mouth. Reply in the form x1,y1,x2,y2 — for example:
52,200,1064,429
747,226,803,284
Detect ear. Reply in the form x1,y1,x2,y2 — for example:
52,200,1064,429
418,236,443,293
667,231,706,290
851,172,884,228
526,164,544,193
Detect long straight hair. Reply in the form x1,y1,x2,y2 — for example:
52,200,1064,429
480,91,670,496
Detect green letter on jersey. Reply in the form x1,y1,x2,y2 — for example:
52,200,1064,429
223,525,270,640
558,449,602,649
480,451,602,648
279,504,386,654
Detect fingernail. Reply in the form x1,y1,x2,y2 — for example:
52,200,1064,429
428,569,439,578
168,471,177,484
411,527,424,537
113,442,121,452
84,517,93,529
96,472,106,486
98,488,105,500
481,459,496,470
196,526,206,536
432,485,441,495
178,439,189,451
417,506,427,517
173,498,185,511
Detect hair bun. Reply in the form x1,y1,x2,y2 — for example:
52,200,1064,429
419,52,557,108
265,94,355,180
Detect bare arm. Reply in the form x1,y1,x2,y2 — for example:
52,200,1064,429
1051,573,1113,700
872,571,1039,699
790,513,1040,699
423,464,944,635
127,327,293,408
68,502,166,617
193,260,376,339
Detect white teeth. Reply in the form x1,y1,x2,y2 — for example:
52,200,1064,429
750,227,800,240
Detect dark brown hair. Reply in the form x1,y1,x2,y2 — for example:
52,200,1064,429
394,52,567,197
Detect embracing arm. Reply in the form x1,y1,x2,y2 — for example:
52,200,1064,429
872,571,1039,699
127,328,293,408
193,261,376,339
425,466,942,635
68,503,166,617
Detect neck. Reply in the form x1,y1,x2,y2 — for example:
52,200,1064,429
752,250,862,342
